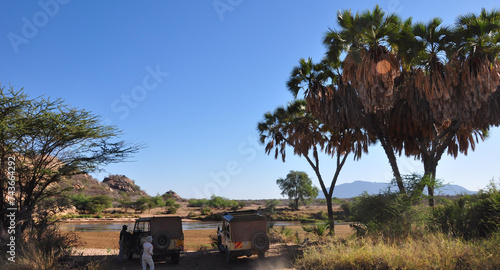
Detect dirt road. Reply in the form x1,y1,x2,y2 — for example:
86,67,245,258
72,244,297,270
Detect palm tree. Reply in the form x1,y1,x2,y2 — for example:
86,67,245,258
257,99,370,234
317,6,408,195
303,6,500,206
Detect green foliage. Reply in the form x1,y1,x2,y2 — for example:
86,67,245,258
265,199,281,213
164,198,180,214
118,198,133,211
431,181,500,239
302,222,330,238
187,199,209,207
69,194,112,214
151,195,165,207
69,194,89,211
200,206,212,215
167,206,178,214
86,195,113,214
276,171,319,210
0,86,141,233
207,195,239,208
350,192,426,239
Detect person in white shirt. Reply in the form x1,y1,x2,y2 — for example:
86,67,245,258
142,236,154,270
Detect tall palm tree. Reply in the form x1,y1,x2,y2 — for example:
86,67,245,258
318,6,408,194
258,99,370,234
304,6,500,206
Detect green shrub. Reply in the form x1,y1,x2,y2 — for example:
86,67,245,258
302,222,330,238
86,195,113,214
201,206,212,215
430,181,500,239
207,195,239,209
350,192,426,239
167,206,178,214
265,199,281,213
188,199,209,207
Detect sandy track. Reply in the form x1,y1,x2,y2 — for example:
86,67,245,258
70,224,353,269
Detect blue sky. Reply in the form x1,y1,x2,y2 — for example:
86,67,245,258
2,0,499,199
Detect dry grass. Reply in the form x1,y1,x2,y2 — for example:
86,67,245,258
294,233,500,270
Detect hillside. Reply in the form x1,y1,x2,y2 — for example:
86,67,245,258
318,180,477,199
60,173,148,200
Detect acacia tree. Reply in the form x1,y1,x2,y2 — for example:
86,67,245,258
0,86,141,234
258,98,370,233
300,7,500,206
276,170,318,210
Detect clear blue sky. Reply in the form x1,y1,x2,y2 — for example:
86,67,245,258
2,1,499,199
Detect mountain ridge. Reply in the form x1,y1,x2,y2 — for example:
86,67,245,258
317,180,477,199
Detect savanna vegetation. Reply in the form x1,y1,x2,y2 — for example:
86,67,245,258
269,5,500,269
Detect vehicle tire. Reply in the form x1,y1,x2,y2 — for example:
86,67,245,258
252,232,269,252
153,231,171,250
171,252,180,264
225,247,232,263
217,235,223,254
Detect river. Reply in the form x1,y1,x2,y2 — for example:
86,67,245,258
57,221,302,232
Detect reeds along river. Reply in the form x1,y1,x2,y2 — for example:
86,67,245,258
57,221,302,232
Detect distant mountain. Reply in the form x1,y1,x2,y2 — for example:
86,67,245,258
317,180,477,199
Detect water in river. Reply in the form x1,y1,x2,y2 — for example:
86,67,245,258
57,221,301,232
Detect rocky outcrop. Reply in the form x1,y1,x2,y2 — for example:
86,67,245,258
163,190,182,200
102,174,147,196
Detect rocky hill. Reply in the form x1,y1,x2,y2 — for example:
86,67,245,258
102,174,148,196
61,173,148,200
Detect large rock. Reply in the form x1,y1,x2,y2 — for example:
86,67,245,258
102,174,147,196
164,190,182,200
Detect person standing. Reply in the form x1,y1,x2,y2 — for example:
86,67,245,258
118,225,129,262
142,236,154,270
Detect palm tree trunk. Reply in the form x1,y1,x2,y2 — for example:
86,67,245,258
325,196,335,234
376,128,406,194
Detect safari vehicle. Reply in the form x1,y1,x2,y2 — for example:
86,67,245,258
125,216,184,264
217,210,270,262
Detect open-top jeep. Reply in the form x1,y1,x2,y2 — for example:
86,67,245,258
125,216,184,264
217,210,270,262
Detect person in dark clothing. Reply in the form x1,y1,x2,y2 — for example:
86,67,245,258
118,225,129,262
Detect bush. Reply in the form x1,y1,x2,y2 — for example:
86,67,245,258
302,222,330,238
86,195,113,214
167,206,178,214
293,233,500,270
69,194,113,214
265,199,281,213
430,181,500,239
201,206,212,215
350,192,426,239
188,199,209,207
207,195,239,209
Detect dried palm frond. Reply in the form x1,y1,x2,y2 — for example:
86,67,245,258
342,46,401,113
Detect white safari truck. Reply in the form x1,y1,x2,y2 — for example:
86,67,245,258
217,210,270,262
